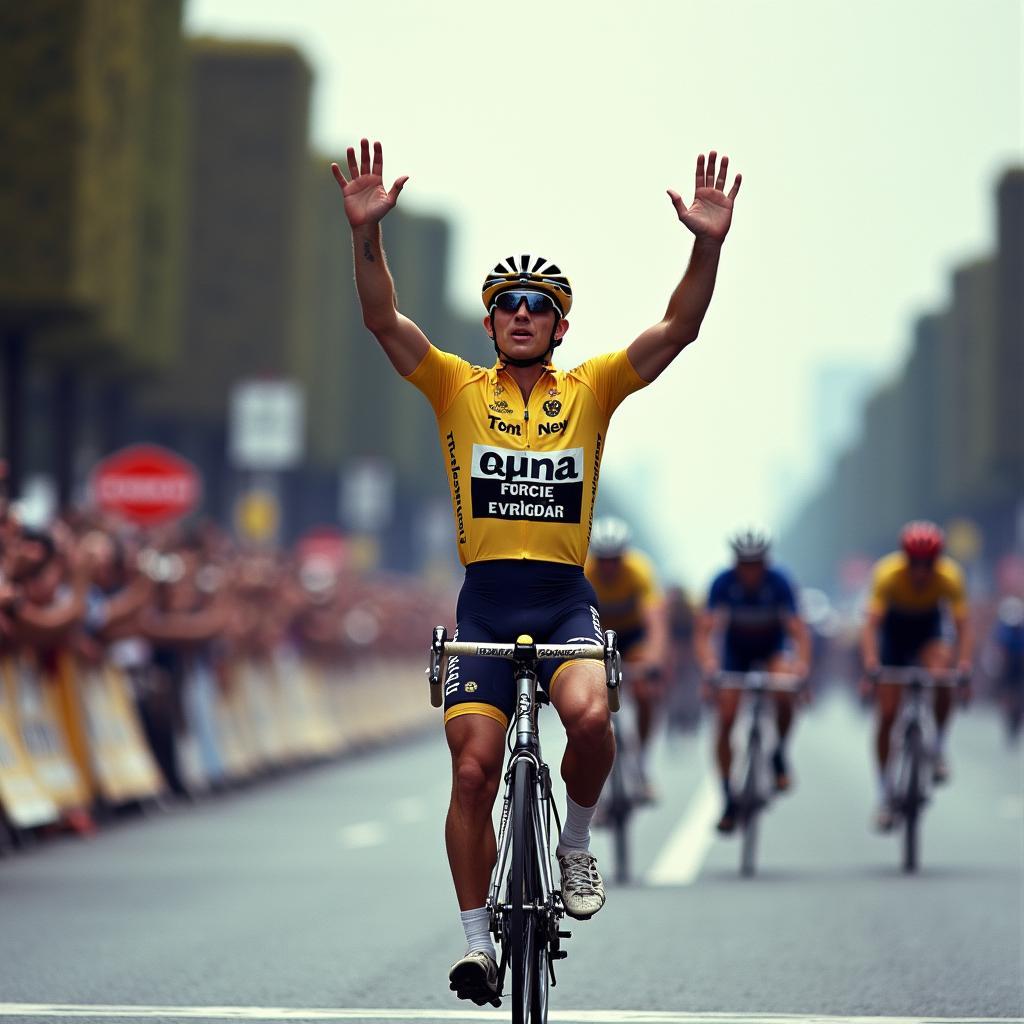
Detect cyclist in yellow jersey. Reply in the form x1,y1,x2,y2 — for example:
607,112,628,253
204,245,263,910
331,139,741,1007
585,517,668,800
860,520,973,831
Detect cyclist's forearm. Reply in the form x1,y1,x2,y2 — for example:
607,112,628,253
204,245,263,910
352,223,399,332
861,616,880,667
693,613,716,667
662,238,724,345
643,600,669,662
954,614,974,666
789,616,812,668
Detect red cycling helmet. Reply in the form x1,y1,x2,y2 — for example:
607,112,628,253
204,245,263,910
900,520,944,561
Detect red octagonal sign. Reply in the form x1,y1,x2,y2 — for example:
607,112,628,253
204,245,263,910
90,444,202,526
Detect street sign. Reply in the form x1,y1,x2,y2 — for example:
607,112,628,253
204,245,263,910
340,459,395,532
234,489,280,544
229,380,305,470
90,444,201,526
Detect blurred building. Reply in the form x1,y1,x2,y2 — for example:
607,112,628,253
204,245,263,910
0,0,187,503
779,168,1024,593
136,38,314,522
0,12,488,572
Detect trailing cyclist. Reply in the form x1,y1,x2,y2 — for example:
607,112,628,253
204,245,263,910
332,139,741,1006
695,528,810,834
991,595,1024,743
585,516,669,802
860,520,973,831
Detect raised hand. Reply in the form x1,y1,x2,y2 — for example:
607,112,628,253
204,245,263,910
331,139,408,228
667,151,741,243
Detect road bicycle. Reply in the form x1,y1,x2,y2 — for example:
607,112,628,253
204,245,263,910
872,666,968,873
428,627,622,1024
599,664,661,885
709,670,803,877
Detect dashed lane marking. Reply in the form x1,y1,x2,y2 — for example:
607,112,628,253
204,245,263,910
336,821,386,849
392,796,427,823
0,1008,1014,1023
646,771,720,886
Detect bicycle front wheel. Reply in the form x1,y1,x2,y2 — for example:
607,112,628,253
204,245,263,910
902,726,924,873
608,754,631,884
510,758,548,1023
740,731,763,877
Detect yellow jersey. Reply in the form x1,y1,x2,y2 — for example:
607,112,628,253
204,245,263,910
866,552,968,619
585,549,661,634
405,345,648,566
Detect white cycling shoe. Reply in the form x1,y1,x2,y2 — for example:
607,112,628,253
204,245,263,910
557,849,606,920
448,949,500,1007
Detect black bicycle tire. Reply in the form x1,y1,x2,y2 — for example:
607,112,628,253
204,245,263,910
511,758,541,1024
609,747,631,884
903,725,922,873
740,730,762,877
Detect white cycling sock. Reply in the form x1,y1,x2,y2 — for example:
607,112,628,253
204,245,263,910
460,906,495,959
557,794,596,854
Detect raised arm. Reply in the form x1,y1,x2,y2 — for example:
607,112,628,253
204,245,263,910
627,151,741,383
331,139,429,376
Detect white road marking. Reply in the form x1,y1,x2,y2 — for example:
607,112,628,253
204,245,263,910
0,1007,1013,1023
646,772,720,886
392,796,426,823
337,821,386,849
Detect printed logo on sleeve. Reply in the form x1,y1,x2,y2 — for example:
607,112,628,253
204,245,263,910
470,444,584,523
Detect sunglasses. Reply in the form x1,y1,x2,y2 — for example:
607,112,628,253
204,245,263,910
492,290,562,317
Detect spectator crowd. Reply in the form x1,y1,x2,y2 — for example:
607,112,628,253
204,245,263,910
0,484,455,845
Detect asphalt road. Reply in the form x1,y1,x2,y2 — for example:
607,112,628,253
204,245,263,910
1,690,1021,1024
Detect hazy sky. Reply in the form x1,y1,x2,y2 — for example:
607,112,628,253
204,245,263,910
186,0,1021,585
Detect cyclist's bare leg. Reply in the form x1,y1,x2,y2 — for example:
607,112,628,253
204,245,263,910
550,660,614,807
715,687,741,785
632,667,666,753
445,713,506,910
550,661,612,918
766,652,797,787
921,639,954,733
875,683,901,773
922,640,954,777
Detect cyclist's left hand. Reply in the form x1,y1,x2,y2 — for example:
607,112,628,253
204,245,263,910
667,151,741,243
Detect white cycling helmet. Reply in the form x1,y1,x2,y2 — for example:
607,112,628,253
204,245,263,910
590,517,632,558
730,527,771,563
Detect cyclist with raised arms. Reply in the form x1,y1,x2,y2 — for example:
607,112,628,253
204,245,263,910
695,528,810,833
331,139,741,1007
585,516,669,801
860,520,972,831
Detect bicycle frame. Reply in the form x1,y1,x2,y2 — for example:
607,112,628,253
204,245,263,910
875,666,965,872
488,662,557,932
427,627,621,1019
711,671,804,877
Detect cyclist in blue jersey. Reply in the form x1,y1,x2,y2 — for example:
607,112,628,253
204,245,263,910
993,595,1024,744
695,528,811,833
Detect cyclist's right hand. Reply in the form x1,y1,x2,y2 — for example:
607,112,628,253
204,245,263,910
331,138,408,228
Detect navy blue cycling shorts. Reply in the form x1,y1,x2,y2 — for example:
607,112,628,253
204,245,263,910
722,642,787,673
879,607,943,667
444,560,604,728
